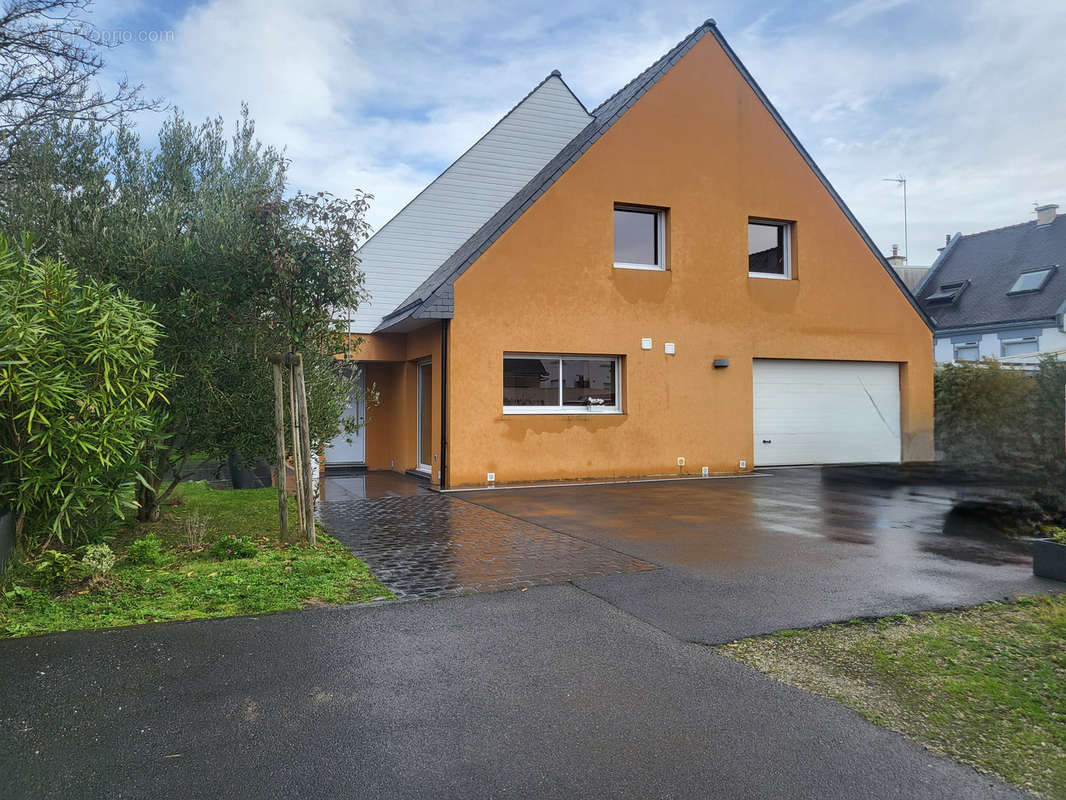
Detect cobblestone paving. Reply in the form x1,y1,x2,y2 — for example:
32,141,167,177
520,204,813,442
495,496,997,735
319,494,657,599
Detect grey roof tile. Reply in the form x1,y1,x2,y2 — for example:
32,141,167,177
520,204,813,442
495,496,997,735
919,215,1066,330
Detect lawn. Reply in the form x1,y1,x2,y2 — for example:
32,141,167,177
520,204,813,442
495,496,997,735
722,595,1066,799
0,482,392,638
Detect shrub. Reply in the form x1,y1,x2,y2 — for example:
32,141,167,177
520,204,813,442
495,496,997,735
183,511,208,549
80,543,115,577
0,235,170,551
935,358,1066,511
35,550,78,593
126,533,166,567
209,535,258,560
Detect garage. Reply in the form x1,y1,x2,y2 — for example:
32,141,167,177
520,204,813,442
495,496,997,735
753,359,901,466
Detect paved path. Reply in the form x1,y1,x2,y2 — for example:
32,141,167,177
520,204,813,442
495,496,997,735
0,585,1029,799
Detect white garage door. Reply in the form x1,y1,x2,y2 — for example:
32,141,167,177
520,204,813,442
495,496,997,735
753,359,901,466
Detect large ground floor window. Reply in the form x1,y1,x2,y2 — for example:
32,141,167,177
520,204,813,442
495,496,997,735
503,354,621,413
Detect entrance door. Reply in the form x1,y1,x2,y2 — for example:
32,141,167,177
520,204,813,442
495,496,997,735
325,368,366,466
416,360,432,474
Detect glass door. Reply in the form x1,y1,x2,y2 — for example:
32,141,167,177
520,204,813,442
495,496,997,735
417,360,432,474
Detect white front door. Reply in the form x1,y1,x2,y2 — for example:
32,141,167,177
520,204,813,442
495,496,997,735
325,368,366,466
753,359,901,466
416,360,432,473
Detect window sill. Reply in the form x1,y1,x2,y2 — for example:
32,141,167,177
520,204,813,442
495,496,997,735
503,408,624,416
614,262,666,271
748,272,792,280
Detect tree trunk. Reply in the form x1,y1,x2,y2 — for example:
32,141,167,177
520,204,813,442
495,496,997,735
271,357,289,542
293,353,315,546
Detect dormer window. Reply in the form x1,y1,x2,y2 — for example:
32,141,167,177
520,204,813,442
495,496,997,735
925,280,968,305
1007,266,1055,295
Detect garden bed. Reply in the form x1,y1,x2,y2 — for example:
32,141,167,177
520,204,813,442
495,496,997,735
0,482,392,638
722,595,1066,799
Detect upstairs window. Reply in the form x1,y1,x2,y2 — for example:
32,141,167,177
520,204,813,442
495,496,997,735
614,205,666,270
953,342,980,362
1001,337,1039,357
1007,267,1055,295
925,280,968,305
748,219,792,279
504,355,621,414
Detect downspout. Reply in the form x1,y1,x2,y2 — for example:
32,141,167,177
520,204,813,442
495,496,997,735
440,319,449,490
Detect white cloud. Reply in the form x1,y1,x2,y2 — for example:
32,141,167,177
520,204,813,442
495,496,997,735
93,0,1066,263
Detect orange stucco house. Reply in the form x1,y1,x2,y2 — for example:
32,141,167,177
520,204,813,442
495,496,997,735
325,20,935,489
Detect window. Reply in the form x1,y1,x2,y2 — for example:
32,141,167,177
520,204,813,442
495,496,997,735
925,280,968,305
1007,267,1055,295
1001,337,1039,357
748,219,792,278
614,206,665,270
503,355,620,413
953,342,980,362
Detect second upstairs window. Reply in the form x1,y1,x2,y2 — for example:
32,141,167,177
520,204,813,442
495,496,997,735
749,219,793,279
614,205,666,270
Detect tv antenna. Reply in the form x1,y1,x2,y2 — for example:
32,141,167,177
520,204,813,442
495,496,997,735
882,175,908,261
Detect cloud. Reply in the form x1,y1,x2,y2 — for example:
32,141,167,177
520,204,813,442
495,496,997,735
92,0,1066,264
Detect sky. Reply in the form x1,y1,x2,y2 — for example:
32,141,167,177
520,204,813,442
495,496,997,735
87,0,1066,266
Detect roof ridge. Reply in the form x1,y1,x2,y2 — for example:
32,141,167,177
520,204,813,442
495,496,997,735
590,20,716,117
959,219,1037,239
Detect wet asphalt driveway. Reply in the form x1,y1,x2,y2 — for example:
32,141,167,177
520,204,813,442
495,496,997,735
328,466,1057,644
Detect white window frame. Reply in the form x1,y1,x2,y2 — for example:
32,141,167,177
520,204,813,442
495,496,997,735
613,205,666,271
953,342,980,362
748,218,793,280
503,354,622,415
1000,336,1039,357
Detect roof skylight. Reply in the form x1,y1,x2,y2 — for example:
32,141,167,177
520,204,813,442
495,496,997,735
925,281,968,305
1007,267,1055,295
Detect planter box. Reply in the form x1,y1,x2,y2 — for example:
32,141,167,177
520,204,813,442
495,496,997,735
1033,538,1066,582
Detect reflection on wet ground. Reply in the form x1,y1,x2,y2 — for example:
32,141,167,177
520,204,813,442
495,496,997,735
320,467,1056,639
320,469,435,501
318,484,656,598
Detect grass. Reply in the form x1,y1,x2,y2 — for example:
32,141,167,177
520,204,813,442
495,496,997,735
0,482,392,638
722,595,1066,799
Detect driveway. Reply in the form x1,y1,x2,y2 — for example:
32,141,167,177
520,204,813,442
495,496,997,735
0,585,1027,800
462,466,1057,643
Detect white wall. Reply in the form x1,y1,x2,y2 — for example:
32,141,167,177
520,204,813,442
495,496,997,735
934,325,1066,364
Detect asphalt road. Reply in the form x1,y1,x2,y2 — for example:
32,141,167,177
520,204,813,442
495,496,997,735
0,584,1029,799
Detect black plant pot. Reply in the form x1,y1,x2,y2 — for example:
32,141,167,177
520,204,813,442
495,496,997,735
0,509,14,573
227,452,259,490
1032,538,1066,582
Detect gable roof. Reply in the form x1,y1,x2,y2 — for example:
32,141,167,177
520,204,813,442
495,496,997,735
349,72,592,332
917,214,1066,332
376,19,933,332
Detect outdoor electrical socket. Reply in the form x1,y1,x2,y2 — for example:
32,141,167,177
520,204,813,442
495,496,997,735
676,457,685,467
487,472,496,483
739,460,747,469
701,466,709,477
641,337,653,350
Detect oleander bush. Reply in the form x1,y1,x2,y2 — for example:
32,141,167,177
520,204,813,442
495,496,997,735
0,236,170,554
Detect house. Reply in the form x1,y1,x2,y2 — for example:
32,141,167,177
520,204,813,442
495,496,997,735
917,204,1066,366
886,245,930,293
325,20,935,488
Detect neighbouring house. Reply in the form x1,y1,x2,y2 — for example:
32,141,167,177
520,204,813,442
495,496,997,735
918,203,1066,367
325,19,935,488
886,245,930,293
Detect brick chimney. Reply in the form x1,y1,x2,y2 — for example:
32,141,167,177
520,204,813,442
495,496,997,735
887,244,906,267
1036,203,1058,225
